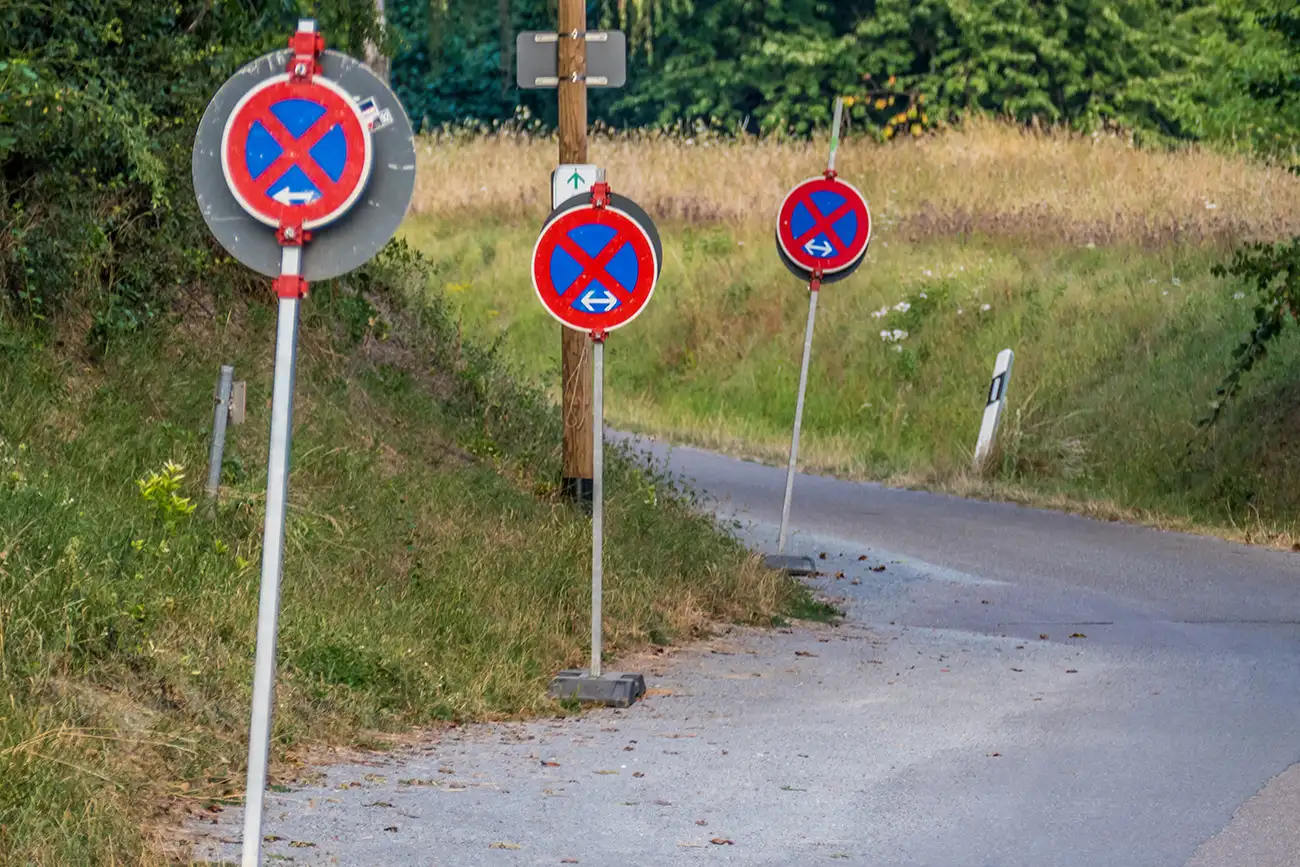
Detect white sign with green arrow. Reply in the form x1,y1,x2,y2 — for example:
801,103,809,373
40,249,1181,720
552,164,599,209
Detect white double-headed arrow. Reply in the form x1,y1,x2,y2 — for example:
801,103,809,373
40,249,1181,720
580,287,618,312
804,238,835,257
272,188,319,205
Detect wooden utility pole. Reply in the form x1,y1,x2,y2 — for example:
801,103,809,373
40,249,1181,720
558,0,593,506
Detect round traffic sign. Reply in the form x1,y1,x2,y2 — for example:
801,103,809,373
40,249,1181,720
221,75,371,229
193,50,415,281
532,201,659,334
776,176,872,276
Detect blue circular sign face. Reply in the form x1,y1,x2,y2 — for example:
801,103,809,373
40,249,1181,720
194,49,416,280
776,176,872,276
221,74,372,230
532,203,659,334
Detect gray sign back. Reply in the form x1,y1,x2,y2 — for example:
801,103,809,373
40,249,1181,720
516,31,627,88
193,50,416,281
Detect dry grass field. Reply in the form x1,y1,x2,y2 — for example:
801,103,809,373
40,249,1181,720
412,120,1300,244
402,122,1300,543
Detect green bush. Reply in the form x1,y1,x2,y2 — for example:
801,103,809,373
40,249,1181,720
0,1,383,345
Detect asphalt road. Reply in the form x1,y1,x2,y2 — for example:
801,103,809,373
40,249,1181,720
189,438,1300,866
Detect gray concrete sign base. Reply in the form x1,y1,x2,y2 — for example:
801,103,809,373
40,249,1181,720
547,669,646,708
763,553,817,575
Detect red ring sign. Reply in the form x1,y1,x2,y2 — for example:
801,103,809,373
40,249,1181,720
776,176,872,275
532,204,659,334
221,74,372,230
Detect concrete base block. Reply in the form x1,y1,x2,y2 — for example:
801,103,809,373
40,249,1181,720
764,554,817,576
548,670,646,708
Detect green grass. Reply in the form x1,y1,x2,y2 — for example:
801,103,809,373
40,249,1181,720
0,251,793,864
401,215,1300,542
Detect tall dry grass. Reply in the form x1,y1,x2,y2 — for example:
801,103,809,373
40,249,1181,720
412,120,1300,246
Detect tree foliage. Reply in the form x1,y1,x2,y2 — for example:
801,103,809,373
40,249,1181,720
383,0,1298,150
0,0,381,347
2,0,1298,354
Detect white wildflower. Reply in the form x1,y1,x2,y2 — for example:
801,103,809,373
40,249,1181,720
1171,277,1181,287
957,308,965,315
893,301,911,313
1233,291,1245,300
980,304,991,312
1205,201,1218,210
919,292,928,299
892,344,904,353
922,269,933,278
871,306,889,319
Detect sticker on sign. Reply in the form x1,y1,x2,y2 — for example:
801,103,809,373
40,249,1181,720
553,164,599,209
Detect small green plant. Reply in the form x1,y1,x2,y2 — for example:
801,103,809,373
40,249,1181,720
136,460,196,531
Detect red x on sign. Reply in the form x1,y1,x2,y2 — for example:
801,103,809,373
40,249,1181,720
776,176,872,275
532,203,659,334
221,76,372,230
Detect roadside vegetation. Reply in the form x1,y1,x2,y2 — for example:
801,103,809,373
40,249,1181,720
4,2,1299,863
0,251,792,864
404,122,1300,542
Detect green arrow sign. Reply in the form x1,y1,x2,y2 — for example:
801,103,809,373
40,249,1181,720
567,169,585,189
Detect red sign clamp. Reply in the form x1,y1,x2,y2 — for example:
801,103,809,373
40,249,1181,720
288,20,325,82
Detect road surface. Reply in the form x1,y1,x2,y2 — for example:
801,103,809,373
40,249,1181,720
189,438,1300,866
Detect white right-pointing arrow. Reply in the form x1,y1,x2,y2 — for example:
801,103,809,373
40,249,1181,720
580,288,618,312
272,188,318,205
804,238,834,257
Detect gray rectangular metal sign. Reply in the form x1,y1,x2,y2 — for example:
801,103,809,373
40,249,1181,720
516,31,627,89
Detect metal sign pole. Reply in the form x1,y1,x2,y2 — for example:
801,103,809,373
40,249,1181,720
775,98,843,555
827,97,844,174
590,332,605,677
778,282,820,554
241,245,302,867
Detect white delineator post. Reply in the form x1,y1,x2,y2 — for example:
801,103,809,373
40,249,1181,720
973,348,1015,470
241,242,305,867
776,97,843,554
590,332,606,676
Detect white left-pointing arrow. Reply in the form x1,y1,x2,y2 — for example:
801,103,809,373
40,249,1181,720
580,288,618,312
272,188,318,205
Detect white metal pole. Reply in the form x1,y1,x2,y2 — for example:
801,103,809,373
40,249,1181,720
778,288,820,554
590,336,604,677
207,364,235,502
241,247,302,867
828,97,844,174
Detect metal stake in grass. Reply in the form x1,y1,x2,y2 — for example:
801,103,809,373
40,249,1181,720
206,364,235,505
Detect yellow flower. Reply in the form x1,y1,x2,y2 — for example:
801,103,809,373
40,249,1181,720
910,123,923,137
875,98,887,110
